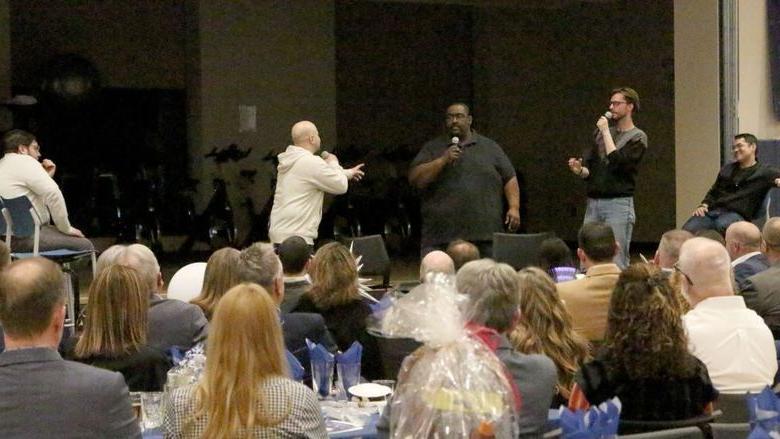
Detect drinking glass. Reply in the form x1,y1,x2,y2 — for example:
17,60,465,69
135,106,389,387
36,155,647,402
141,392,164,429
311,358,335,398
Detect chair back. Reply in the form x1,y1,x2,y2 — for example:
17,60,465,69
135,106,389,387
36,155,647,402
376,335,421,380
1,196,39,238
714,393,749,423
711,423,750,439
0,198,9,244
348,234,391,287
492,232,554,270
619,412,715,436
620,426,704,438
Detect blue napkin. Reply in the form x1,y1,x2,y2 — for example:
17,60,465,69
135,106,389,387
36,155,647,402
747,386,780,433
335,342,363,395
335,341,363,364
369,294,393,315
285,349,305,382
306,338,335,397
559,397,621,439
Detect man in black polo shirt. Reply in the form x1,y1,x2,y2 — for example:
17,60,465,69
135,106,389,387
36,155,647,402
682,133,780,234
409,103,520,257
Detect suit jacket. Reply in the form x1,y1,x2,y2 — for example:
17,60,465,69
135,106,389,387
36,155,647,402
281,312,338,380
740,263,780,337
734,253,770,292
0,347,141,438
147,294,209,351
557,263,621,342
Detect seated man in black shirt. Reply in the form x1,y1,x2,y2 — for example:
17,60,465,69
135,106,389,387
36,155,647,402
683,133,780,234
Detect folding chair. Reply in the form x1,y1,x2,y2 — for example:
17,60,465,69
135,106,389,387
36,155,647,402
348,234,391,287
492,232,554,270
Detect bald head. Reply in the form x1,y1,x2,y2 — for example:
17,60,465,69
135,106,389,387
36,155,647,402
655,229,693,268
725,221,762,260
678,237,733,306
0,258,65,343
446,240,480,271
762,217,780,262
291,120,320,151
420,251,455,281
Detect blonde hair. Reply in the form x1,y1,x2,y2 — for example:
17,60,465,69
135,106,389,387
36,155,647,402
75,265,148,358
190,248,241,320
510,267,590,398
190,283,289,438
307,242,360,309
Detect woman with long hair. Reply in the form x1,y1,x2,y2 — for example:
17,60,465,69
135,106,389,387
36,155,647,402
510,267,590,406
163,283,326,438
67,264,171,391
574,263,717,422
292,242,382,379
190,247,241,320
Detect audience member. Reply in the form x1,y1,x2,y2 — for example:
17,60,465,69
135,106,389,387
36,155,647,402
190,247,241,320
277,235,312,313
115,244,208,351
458,259,557,437
446,239,480,271
0,258,140,437
740,217,780,338
64,265,171,391
538,237,577,282
557,222,621,342
652,229,693,270
293,242,382,379
511,267,590,407
236,242,338,376
0,240,10,269
95,244,127,275
419,250,455,281
725,221,770,291
575,264,717,426
680,237,777,392
695,228,726,246
162,283,327,438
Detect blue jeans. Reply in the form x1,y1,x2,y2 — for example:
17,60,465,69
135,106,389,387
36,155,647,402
584,197,635,269
682,208,744,235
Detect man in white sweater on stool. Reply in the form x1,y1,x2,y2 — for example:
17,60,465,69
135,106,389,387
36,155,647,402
269,121,364,246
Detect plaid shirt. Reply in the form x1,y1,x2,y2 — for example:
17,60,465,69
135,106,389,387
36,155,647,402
162,376,327,438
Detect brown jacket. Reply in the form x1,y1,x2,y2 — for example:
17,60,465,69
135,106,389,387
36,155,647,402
557,263,621,342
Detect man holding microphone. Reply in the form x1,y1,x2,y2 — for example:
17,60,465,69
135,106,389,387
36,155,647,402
568,87,647,268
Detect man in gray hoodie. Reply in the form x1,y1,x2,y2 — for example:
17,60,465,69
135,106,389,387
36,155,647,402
269,121,364,245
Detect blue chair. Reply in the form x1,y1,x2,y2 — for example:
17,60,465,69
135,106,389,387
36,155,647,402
1,195,96,330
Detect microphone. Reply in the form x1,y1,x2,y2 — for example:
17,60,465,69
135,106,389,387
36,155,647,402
603,111,613,120
451,136,460,146
321,151,331,160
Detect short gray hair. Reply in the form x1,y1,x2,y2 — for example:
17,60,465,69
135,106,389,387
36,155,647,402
115,244,160,293
456,258,521,333
95,244,127,275
237,242,282,290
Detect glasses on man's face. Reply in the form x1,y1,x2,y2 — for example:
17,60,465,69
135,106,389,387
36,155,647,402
673,262,694,286
609,101,627,107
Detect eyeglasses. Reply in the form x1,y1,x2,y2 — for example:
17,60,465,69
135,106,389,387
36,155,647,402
609,101,627,106
673,262,694,286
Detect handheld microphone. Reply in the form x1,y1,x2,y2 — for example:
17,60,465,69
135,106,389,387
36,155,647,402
321,151,331,160
451,136,460,146
603,111,613,120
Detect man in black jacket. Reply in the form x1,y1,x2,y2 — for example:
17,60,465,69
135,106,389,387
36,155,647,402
683,133,780,234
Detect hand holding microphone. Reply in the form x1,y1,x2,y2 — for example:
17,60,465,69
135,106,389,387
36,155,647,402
443,136,461,164
596,111,612,131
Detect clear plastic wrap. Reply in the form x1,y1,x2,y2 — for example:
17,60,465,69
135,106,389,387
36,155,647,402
370,274,519,438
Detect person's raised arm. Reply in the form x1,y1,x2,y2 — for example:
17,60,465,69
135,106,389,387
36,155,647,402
408,145,460,189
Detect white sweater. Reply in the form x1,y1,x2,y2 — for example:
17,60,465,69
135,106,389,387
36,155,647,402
0,153,72,233
269,145,351,244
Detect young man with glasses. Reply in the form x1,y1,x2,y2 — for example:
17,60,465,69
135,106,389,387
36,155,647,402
682,133,780,234
568,87,647,269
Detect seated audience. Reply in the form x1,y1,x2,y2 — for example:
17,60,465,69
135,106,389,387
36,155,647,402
680,237,777,392
458,259,557,437
652,229,693,271
190,247,241,320
446,239,480,271
277,235,312,313
236,242,337,376
538,237,577,282
293,242,382,379
162,283,327,438
64,265,171,391
726,221,769,291
419,250,455,281
0,258,140,437
575,263,717,424
739,217,780,338
511,267,590,407
116,244,208,351
557,222,621,342
95,244,128,275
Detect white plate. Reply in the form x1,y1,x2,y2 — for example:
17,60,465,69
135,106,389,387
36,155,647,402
348,383,392,399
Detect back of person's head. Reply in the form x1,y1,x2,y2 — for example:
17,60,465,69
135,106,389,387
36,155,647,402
0,240,10,270
456,259,520,333
511,267,590,393
2,129,35,154
95,244,127,275
695,229,726,246
678,237,733,305
197,283,286,435
115,244,160,293
655,229,693,269
75,265,148,358
604,263,691,379
762,217,780,258
191,247,241,320
446,239,480,271
419,250,455,281
578,222,617,262
537,238,574,272
236,242,281,290
0,258,64,340
308,242,359,309
277,236,311,275
725,221,762,259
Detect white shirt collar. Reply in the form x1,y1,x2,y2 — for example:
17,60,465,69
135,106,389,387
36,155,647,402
731,251,762,267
